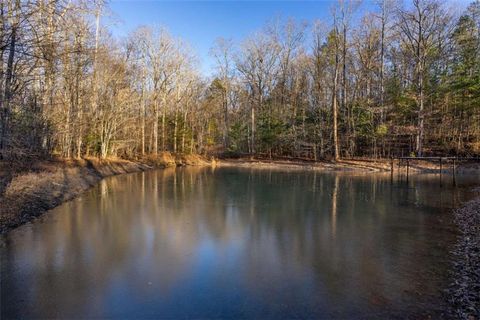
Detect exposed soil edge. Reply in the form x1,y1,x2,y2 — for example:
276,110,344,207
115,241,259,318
217,158,386,172
0,154,211,234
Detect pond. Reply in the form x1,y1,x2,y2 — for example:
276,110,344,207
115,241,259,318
1,167,478,319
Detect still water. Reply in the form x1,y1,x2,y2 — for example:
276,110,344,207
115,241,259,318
1,167,478,319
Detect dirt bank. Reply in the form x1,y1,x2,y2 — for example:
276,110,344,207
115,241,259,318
218,158,389,172
138,152,211,167
0,158,148,233
0,153,212,234
448,189,480,319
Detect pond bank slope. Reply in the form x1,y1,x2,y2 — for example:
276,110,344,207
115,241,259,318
0,153,211,234
218,157,480,174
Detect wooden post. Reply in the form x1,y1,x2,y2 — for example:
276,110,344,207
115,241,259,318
406,159,409,183
439,158,443,187
453,158,456,186
390,156,394,183
398,158,401,179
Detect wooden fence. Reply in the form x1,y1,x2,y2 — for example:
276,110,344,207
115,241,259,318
390,156,480,186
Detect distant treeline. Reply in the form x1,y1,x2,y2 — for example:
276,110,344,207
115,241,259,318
1,0,479,161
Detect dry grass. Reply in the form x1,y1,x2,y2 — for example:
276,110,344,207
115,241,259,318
176,153,211,166
139,152,211,167
140,152,177,167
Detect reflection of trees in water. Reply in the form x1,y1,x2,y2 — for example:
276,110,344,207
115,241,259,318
203,169,464,316
1,168,472,318
2,167,211,317
331,175,338,238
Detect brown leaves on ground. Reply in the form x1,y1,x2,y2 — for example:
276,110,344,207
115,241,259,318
448,195,480,319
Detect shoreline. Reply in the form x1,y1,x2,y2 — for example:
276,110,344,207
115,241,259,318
217,158,387,172
0,153,211,234
2,156,478,234
447,188,480,319
0,158,151,234
217,157,480,174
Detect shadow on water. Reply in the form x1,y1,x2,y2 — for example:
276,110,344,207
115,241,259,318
1,167,478,319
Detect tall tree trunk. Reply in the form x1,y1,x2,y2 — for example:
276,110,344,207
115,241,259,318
379,4,386,157
417,62,424,157
1,7,17,157
173,110,178,153
182,110,188,153
223,90,229,149
141,55,146,155
153,100,159,154
333,64,340,162
251,99,256,155
333,19,340,162
161,93,166,151
342,21,349,156
380,0,386,123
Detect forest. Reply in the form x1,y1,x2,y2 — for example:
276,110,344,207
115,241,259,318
1,0,479,162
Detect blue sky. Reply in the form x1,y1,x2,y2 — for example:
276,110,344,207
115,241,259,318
109,0,471,76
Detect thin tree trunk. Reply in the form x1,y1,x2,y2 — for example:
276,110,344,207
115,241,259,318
173,110,178,153
380,0,386,123
182,109,188,153
333,20,340,162
161,93,166,151
1,26,15,155
141,55,146,155
223,89,229,149
153,100,159,154
333,66,340,162
417,63,424,157
251,100,256,155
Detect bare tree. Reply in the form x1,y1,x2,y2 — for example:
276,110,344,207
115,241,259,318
210,37,234,150
236,31,280,155
397,0,451,156
2,0,478,162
